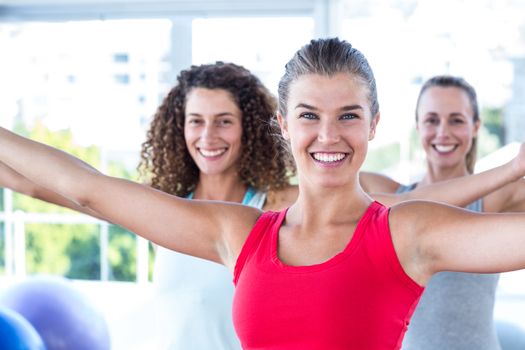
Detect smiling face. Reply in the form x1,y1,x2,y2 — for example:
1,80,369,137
278,73,379,188
184,88,243,177
416,86,480,172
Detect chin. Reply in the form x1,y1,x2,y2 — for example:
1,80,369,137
196,164,224,175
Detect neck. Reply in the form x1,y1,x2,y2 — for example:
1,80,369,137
288,176,372,228
193,171,247,203
420,161,470,185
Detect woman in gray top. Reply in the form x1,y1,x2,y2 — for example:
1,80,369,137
361,75,525,349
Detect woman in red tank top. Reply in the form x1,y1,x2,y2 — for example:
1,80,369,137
2,38,525,350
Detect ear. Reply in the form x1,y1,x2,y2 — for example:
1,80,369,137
368,112,380,141
277,112,290,140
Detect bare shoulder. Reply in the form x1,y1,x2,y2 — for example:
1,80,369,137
389,200,482,238
389,200,451,236
220,202,264,269
264,185,298,211
204,200,262,239
388,200,428,236
359,171,400,194
388,200,467,283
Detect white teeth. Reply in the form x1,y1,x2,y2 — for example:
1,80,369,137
199,148,227,157
434,145,456,153
312,152,346,163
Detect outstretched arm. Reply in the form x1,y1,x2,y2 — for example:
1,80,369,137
390,200,525,286
0,160,105,219
503,178,525,212
364,143,525,207
0,127,259,269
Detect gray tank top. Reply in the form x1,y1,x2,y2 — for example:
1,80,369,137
397,183,501,350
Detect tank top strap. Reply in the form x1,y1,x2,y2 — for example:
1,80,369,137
372,203,423,294
465,197,483,212
396,182,418,193
242,187,257,204
233,209,287,285
244,187,267,209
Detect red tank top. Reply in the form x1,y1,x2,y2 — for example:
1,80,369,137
233,201,423,350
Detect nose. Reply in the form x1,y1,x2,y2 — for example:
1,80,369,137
436,121,450,137
317,120,341,144
201,122,218,141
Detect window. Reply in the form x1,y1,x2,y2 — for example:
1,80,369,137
192,17,314,94
113,53,129,63
114,73,130,84
0,19,172,282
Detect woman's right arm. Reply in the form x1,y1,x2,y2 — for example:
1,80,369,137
0,127,259,268
363,143,525,207
0,160,106,219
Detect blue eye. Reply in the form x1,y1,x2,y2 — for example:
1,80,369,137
299,112,318,120
340,114,358,120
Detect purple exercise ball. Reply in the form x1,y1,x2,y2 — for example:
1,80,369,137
0,275,110,350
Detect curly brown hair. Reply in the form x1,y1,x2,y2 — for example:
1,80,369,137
139,62,295,197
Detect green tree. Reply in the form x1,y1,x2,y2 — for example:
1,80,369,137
108,225,136,281
11,121,101,279
362,142,401,172
480,107,504,147
2,120,148,281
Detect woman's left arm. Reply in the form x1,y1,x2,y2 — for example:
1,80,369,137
499,179,525,213
390,201,525,286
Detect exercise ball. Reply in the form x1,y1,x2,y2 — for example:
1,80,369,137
0,275,110,350
0,306,46,350
496,319,525,350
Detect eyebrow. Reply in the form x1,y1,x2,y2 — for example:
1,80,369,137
294,103,364,112
424,112,467,118
186,112,237,117
449,112,467,118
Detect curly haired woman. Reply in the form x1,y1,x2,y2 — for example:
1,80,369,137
139,62,295,203
138,61,296,350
